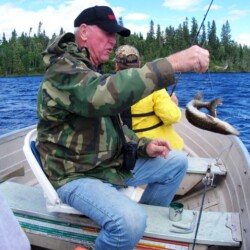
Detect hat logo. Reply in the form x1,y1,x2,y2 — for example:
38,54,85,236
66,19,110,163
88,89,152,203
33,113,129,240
108,14,116,20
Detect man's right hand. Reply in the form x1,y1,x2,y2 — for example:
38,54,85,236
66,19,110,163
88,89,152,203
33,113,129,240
167,45,210,73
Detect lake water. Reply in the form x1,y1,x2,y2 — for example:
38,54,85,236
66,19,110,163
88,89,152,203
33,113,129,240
0,73,249,153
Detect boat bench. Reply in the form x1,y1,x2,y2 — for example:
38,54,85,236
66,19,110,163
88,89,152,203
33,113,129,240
177,156,227,195
187,156,226,175
0,181,241,250
0,164,24,183
0,149,25,183
122,155,227,198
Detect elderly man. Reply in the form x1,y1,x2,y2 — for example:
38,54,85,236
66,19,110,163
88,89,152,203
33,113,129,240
36,5,209,250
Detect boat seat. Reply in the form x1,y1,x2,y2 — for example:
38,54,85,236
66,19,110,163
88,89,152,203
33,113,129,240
23,129,140,214
177,156,227,195
187,156,226,175
23,129,82,214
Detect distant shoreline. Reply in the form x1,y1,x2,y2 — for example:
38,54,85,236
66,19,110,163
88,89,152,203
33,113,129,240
1,71,250,78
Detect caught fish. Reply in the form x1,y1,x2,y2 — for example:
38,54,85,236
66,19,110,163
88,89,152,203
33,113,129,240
185,92,240,136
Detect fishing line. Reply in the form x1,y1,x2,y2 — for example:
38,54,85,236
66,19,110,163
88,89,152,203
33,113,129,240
170,0,214,96
215,142,234,162
192,177,208,250
202,68,216,98
198,35,214,97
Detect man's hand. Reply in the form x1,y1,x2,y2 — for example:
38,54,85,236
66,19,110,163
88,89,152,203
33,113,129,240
146,138,172,158
167,45,210,73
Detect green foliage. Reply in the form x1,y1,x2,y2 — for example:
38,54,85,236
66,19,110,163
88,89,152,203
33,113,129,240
0,18,250,77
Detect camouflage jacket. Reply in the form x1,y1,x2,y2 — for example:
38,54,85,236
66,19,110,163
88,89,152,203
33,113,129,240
36,32,175,188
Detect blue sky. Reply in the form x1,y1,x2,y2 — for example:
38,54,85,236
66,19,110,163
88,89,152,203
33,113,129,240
0,0,250,46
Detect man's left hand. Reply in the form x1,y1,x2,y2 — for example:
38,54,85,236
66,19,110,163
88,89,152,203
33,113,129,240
146,139,171,158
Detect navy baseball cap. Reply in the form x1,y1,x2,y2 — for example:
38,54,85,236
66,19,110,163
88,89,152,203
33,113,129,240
74,6,130,37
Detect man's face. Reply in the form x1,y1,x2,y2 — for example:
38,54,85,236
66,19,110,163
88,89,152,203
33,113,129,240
86,25,116,66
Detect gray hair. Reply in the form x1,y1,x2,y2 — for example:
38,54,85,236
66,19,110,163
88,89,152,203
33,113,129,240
74,27,79,36
74,25,96,36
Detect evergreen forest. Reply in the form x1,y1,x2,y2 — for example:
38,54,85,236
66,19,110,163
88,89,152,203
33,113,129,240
0,17,250,77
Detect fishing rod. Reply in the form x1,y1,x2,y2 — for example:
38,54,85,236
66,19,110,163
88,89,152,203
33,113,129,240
170,0,214,96
191,0,214,46
191,167,213,250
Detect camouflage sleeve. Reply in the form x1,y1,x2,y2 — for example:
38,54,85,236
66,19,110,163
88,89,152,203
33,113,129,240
122,124,152,157
137,137,152,157
41,56,175,118
123,123,139,142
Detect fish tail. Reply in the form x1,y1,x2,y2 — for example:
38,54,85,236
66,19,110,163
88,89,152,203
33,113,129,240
209,98,222,117
194,92,203,101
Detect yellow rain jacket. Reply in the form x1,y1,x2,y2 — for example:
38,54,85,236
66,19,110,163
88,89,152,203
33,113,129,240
131,89,184,150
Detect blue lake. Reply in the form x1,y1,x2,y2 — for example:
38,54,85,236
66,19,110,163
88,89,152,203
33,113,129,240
0,73,249,153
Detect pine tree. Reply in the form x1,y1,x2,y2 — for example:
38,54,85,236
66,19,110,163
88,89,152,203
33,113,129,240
190,17,198,45
0,15,250,76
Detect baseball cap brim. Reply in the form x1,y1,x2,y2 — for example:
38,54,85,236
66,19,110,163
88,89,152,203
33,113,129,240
97,21,130,37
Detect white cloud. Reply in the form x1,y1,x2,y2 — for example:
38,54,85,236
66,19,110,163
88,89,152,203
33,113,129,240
124,13,150,21
1,0,249,48
125,23,149,38
163,0,202,11
236,33,250,46
203,4,221,11
228,9,249,21
230,9,248,16
0,1,150,40
0,0,111,39
0,4,35,37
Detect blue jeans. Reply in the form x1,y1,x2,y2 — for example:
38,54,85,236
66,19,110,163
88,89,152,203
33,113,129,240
57,150,187,250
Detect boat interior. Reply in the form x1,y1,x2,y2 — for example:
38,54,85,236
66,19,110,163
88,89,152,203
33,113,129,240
0,110,250,249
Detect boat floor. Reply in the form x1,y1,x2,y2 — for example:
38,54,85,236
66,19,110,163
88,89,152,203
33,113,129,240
0,181,241,250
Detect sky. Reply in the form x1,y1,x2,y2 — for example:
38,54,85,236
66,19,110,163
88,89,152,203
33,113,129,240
0,0,250,46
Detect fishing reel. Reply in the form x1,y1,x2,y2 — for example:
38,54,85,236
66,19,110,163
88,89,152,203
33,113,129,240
202,165,215,187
